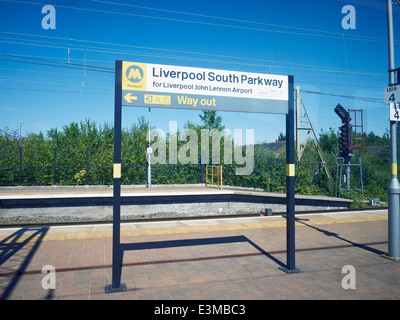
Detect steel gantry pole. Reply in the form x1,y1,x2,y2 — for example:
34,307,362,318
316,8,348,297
386,0,400,260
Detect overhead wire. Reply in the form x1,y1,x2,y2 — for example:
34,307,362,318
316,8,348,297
0,48,387,88
1,0,395,44
0,67,113,78
0,0,390,111
0,31,352,70
0,0,392,78
300,89,383,103
0,86,113,95
0,0,394,79
1,53,113,71
0,33,389,78
0,54,114,73
0,77,111,89
90,0,397,44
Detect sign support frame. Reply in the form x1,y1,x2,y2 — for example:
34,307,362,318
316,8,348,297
105,60,299,293
280,75,301,274
105,60,127,293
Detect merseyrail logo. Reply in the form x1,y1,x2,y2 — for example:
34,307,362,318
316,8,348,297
126,65,143,83
122,62,146,91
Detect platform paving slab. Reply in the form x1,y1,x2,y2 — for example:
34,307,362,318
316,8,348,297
0,209,398,301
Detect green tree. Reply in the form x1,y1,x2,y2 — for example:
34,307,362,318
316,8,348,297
365,130,390,146
276,132,286,142
319,128,339,155
0,127,24,185
199,111,225,130
1,116,393,202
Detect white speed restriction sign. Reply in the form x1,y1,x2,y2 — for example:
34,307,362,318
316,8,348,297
390,103,400,121
384,84,400,104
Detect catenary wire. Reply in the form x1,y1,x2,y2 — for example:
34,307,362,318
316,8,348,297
90,0,397,44
2,0,396,44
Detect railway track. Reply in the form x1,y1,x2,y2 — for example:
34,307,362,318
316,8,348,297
0,206,387,229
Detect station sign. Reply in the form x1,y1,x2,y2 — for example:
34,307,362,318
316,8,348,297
110,60,298,291
121,61,289,114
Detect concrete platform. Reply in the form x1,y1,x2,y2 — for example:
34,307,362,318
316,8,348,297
0,185,352,223
0,184,224,199
0,208,398,300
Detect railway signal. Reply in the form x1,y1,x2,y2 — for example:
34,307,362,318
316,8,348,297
334,104,352,159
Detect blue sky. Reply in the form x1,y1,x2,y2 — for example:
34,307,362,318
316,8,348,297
0,0,399,144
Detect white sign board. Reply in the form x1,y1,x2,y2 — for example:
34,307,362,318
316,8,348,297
384,84,400,104
390,103,400,121
121,61,290,114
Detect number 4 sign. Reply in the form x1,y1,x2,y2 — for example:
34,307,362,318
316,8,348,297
384,84,400,104
390,103,400,121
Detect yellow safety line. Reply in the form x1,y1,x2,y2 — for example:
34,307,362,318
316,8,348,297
0,215,387,243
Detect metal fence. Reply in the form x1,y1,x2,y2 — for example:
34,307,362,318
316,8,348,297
0,147,203,186
0,147,288,188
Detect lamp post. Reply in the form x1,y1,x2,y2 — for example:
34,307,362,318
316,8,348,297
147,107,152,188
19,120,23,137
386,0,400,260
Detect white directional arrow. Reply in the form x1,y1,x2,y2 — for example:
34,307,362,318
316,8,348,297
124,93,137,103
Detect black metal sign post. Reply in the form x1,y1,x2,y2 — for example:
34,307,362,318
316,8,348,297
105,61,299,292
105,60,126,293
281,76,301,274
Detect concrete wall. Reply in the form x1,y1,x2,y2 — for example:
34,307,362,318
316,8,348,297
0,187,352,224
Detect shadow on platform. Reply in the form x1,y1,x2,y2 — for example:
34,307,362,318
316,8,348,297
0,227,49,300
121,235,286,268
293,217,387,256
